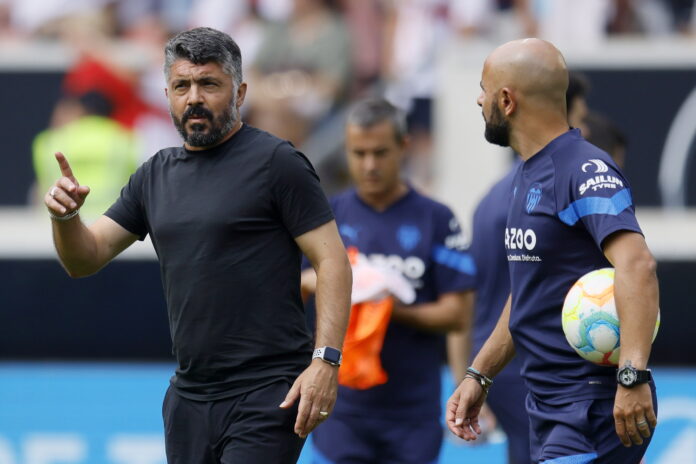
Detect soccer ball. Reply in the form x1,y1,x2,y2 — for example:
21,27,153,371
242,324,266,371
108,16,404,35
561,268,660,366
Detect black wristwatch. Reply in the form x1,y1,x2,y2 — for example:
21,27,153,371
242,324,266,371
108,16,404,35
616,363,652,388
313,346,342,367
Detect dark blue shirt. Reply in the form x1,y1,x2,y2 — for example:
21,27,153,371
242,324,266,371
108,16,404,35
470,166,524,382
506,129,642,405
331,187,476,419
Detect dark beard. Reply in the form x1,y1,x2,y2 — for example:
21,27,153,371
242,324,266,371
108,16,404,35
171,102,237,147
484,104,511,147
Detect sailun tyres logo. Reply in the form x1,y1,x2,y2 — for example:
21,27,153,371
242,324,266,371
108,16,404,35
579,175,624,196
581,159,609,173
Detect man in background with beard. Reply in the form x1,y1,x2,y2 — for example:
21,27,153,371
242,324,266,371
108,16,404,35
447,39,659,463
42,27,352,464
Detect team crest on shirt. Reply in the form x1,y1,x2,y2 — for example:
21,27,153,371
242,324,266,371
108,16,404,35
397,225,421,251
526,183,542,213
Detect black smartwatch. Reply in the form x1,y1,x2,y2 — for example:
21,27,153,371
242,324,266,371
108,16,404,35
616,363,652,388
313,346,342,366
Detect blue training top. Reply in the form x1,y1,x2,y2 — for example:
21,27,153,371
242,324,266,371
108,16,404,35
506,129,642,405
331,187,476,419
470,166,524,382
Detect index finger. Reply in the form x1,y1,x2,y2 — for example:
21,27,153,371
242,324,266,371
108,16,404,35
54,152,75,180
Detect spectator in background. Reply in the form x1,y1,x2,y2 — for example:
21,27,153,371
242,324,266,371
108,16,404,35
186,0,265,67
0,0,114,39
339,0,385,96
32,91,139,220
566,71,590,136
119,12,184,160
381,0,449,192
566,71,627,167
248,0,351,146
382,0,497,192
585,111,628,168
514,0,613,51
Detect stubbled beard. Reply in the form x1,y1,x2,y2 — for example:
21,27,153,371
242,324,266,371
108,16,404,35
171,100,238,147
484,104,510,147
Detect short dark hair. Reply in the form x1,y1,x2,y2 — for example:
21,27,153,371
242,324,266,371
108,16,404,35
346,98,407,143
164,27,242,87
585,111,627,159
566,71,590,113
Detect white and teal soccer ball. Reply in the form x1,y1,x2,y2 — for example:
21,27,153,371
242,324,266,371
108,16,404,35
561,268,660,366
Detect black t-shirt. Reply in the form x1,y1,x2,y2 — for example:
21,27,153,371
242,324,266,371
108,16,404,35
105,124,334,400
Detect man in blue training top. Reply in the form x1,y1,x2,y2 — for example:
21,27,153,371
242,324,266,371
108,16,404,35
447,39,659,464
449,165,531,464
304,98,476,464
446,70,597,464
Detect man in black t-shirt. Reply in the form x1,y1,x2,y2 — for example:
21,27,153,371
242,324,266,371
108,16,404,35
43,27,352,464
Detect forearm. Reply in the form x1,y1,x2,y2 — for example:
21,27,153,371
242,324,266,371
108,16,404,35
448,330,472,384
391,290,473,333
51,215,105,277
314,255,352,349
471,295,515,379
615,255,659,370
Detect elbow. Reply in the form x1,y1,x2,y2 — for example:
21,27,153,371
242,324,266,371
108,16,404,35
66,270,90,279
343,254,353,287
333,251,352,288
614,246,657,278
633,249,657,278
62,263,98,279
449,317,467,332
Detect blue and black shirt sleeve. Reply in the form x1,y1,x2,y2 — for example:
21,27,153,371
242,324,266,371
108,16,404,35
430,205,477,295
556,155,642,247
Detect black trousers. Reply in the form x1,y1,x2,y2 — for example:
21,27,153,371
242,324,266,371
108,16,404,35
162,381,305,464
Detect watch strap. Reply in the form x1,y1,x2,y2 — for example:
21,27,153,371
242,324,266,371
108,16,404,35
635,369,652,384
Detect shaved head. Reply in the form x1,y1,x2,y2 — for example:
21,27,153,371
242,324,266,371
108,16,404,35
477,38,573,158
484,38,568,111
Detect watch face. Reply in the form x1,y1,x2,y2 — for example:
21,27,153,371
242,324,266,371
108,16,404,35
324,347,341,364
619,368,637,385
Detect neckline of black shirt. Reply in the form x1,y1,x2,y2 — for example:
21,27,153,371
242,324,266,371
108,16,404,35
175,123,250,160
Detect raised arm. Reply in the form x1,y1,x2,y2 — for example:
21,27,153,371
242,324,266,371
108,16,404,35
280,219,352,438
45,152,138,277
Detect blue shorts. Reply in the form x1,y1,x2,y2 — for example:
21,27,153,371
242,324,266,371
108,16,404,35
312,412,442,464
527,383,657,463
487,368,532,464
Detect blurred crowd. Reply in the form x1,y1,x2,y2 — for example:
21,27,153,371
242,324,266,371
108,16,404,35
4,0,696,212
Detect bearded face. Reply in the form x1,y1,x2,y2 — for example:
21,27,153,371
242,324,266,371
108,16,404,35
484,100,511,147
171,94,238,148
